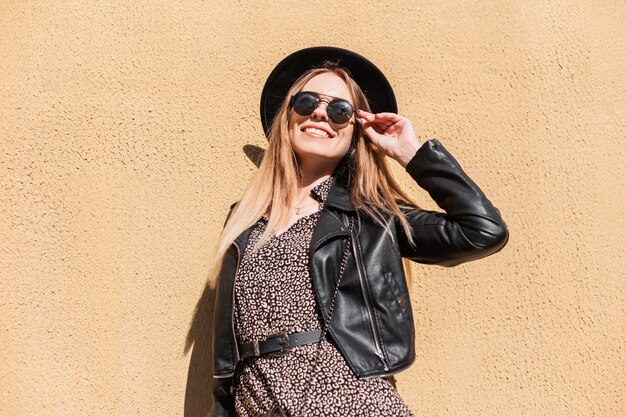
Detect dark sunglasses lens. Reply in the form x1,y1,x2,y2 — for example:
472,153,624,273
292,93,318,116
327,100,354,124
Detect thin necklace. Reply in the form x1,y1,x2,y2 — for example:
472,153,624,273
294,200,318,215
293,187,318,215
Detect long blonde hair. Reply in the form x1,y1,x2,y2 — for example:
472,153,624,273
208,62,420,285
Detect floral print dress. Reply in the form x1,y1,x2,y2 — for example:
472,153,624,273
233,176,414,417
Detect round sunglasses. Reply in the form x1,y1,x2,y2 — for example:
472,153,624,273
289,91,356,125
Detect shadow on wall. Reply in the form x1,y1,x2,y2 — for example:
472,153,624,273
183,282,218,417
182,145,264,417
243,144,265,168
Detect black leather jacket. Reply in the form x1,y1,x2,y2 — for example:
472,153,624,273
209,139,509,416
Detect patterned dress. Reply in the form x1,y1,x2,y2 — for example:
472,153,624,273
233,176,414,417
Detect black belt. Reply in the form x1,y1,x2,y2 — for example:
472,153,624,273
238,330,323,359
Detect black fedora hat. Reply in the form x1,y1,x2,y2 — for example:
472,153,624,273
260,46,397,137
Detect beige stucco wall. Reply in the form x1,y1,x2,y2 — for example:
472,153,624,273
1,1,623,416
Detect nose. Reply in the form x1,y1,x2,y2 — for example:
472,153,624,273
309,98,331,122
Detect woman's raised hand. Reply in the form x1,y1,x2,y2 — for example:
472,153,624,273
357,110,422,168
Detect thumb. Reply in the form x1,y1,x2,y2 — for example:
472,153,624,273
358,117,381,147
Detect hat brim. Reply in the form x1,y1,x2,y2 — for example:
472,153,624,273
260,46,397,137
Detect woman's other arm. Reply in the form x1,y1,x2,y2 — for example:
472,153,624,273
396,138,509,266
357,110,508,267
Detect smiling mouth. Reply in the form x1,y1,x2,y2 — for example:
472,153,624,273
302,127,332,138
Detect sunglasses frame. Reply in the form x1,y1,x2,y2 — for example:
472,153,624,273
289,91,357,125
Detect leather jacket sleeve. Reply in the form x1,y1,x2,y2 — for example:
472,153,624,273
397,138,509,267
207,376,235,417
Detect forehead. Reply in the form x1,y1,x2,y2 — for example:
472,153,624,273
301,72,353,102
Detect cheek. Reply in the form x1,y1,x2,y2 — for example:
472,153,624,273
288,115,305,137
342,126,356,148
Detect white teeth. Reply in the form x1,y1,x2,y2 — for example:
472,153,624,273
304,127,330,138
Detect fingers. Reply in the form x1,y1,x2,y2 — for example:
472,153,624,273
357,112,387,129
357,110,403,131
358,117,391,148
358,110,404,123
358,116,392,134
357,118,384,140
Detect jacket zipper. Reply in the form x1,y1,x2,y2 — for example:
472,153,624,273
350,226,389,371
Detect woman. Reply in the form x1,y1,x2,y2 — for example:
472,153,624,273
208,47,509,417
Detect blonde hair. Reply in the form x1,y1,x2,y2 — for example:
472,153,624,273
208,62,420,286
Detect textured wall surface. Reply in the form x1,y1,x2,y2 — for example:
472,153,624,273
1,1,624,416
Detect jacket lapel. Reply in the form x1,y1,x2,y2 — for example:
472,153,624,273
310,173,355,253
233,224,254,256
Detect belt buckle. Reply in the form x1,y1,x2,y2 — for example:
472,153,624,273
251,340,260,357
266,331,290,357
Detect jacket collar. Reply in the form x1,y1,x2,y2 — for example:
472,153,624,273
323,157,356,213
310,159,355,252
233,226,253,253
323,175,355,212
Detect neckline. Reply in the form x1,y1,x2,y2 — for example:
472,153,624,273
266,209,321,240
